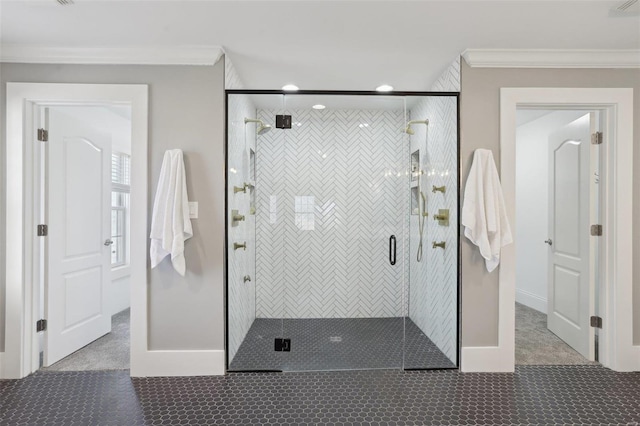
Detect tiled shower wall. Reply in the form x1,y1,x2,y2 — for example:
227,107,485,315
255,109,409,319
225,59,257,362
408,58,460,363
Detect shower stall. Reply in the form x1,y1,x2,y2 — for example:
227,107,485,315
226,91,459,372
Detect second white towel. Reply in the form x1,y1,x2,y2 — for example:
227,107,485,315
150,149,193,276
462,149,512,272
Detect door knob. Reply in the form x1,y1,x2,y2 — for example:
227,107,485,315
104,239,114,246
544,239,553,246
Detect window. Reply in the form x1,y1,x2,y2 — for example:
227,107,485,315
111,152,130,267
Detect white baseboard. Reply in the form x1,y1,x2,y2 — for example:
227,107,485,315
461,346,514,373
614,345,640,372
130,350,225,377
0,352,5,379
515,289,547,313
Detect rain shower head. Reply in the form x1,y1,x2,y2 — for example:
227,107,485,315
244,118,272,135
404,119,429,135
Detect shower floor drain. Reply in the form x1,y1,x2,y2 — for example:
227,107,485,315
329,336,342,342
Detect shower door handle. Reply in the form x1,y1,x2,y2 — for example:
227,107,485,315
389,235,397,266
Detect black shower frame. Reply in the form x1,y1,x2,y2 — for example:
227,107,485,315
224,89,461,373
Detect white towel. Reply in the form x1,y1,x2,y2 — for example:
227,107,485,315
150,149,193,276
462,149,512,272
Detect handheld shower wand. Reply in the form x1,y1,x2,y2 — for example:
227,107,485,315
407,118,430,262
416,190,427,262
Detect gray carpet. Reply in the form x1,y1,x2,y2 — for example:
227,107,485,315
229,317,455,372
515,302,598,365
42,308,130,371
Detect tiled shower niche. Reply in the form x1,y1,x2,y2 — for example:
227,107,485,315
226,92,459,372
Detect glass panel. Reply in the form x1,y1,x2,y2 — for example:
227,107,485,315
404,95,459,369
227,94,285,371
226,93,459,372
278,94,407,371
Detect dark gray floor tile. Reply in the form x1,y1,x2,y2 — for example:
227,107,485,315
229,317,455,371
1,366,639,425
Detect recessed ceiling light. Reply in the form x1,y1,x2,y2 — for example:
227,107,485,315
376,84,394,92
282,84,299,91
312,104,326,110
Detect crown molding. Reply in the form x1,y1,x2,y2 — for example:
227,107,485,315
462,49,640,69
0,45,225,66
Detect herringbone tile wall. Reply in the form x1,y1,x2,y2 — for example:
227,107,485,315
226,61,257,362
255,108,410,319
408,60,460,364
224,55,243,90
431,57,461,92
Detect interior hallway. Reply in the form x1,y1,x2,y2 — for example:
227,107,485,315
515,303,598,366
42,309,130,372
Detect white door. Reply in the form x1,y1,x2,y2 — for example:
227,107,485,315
44,108,112,366
547,113,596,361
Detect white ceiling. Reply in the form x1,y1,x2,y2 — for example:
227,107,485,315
1,1,638,90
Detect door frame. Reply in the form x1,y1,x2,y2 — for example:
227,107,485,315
2,83,148,379
499,87,637,372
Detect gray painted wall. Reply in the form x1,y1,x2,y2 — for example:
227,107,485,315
2,58,636,360
0,61,226,352
460,60,640,347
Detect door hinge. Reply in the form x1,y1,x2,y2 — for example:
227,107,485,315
591,131,603,145
275,114,292,129
590,224,602,236
36,319,47,332
590,316,603,329
37,224,48,236
37,128,48,142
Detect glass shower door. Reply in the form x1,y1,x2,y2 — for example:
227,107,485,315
227,93,285,371
278,94,408,372
403,94,459,370
228,92,459,373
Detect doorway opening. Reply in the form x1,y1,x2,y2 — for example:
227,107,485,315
494,86,637,373
514,108,601,366
4,82,148,380
36,105,133,372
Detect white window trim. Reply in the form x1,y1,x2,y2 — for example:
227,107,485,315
111,152,131,269
111,201,128,268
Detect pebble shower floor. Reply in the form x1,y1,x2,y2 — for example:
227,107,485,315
1,366,640,425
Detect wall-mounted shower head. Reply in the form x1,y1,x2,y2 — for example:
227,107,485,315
404,119,429,135
244,118,272,135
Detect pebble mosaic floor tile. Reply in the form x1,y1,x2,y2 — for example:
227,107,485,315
1,366,639,425
229,317,455,372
